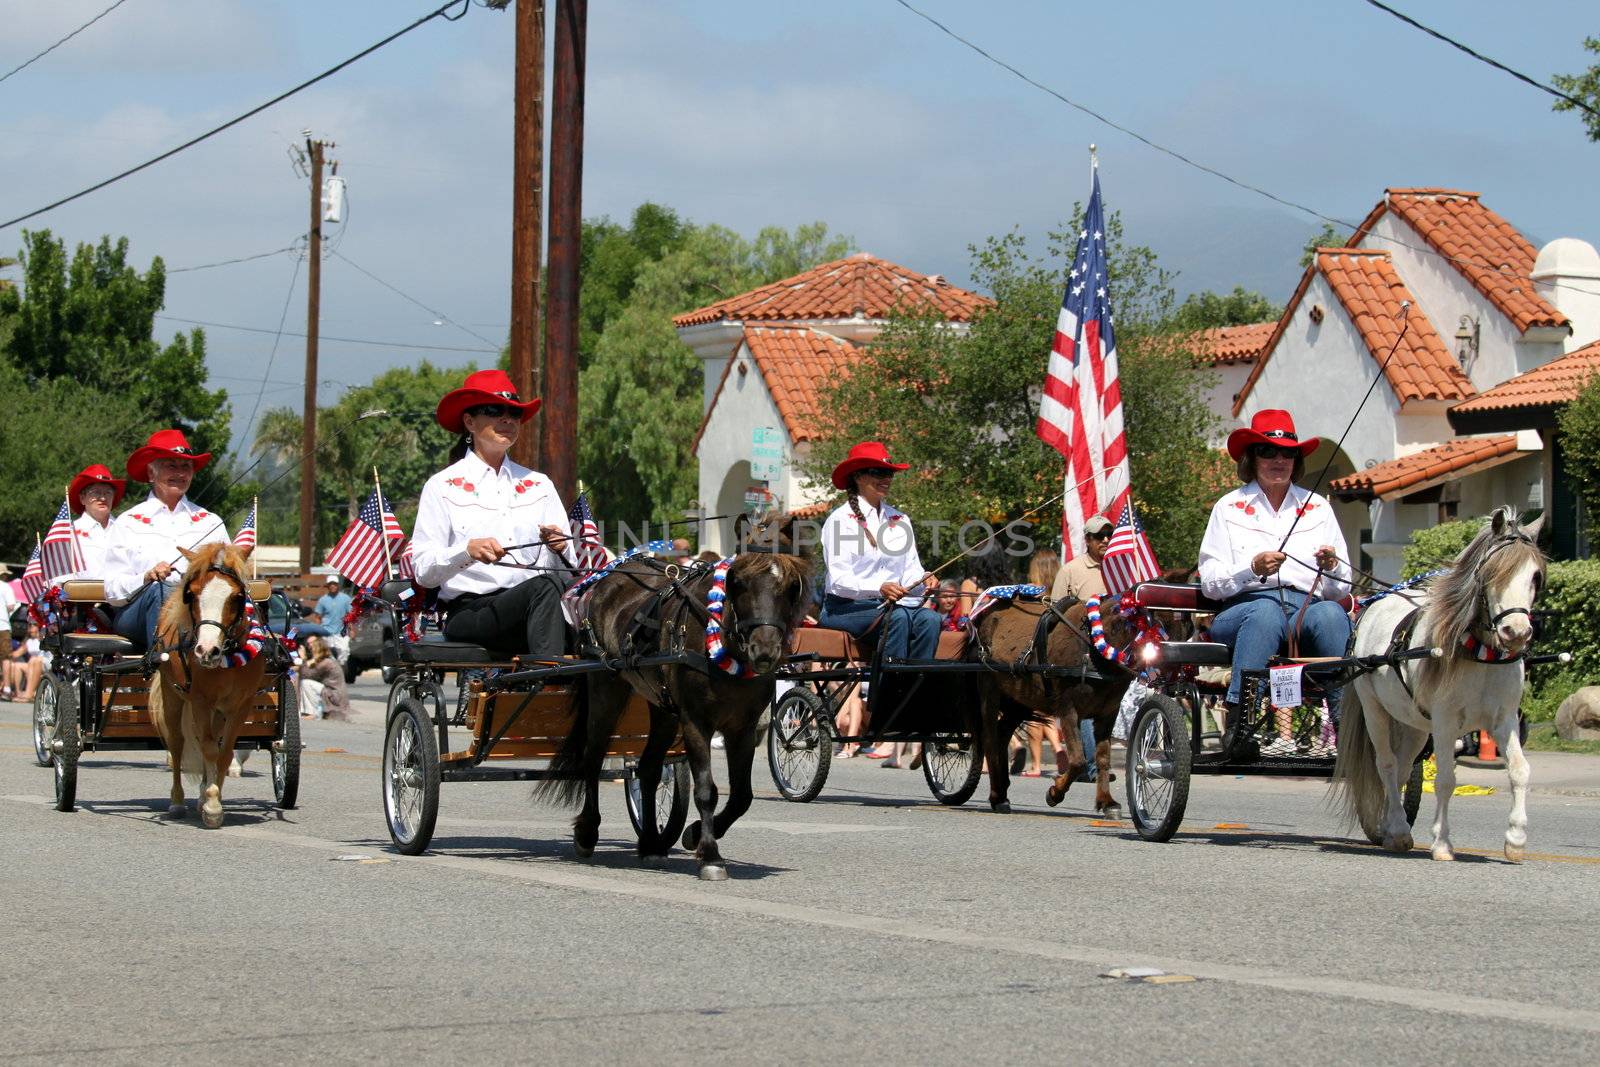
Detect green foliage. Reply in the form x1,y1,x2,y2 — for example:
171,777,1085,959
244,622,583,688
1401,519,1479,578
1522,668,1588,725
1533,558,1600,685
579,202,688,369
802,217,1228,571
1556,370,1600,523
1301,222,1344,267
1168,286,1280,332
0,230,230,559
578,219,851,524
1551,37,1600,142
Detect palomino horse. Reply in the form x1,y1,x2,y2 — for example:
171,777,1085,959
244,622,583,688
148,543,269,829
1332,508,1545,861
542,524,811,880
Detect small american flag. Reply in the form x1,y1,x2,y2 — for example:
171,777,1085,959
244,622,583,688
394,538,415,581
1101,501,1160,596
325,488,405,590
567,493,607,573
41,501,83,580
1037,166,1131,562
11,542,46,603
234,499,257,551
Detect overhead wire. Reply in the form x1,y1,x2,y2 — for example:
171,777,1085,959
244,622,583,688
0,0,132,86
168,242,303,274
154,314,498,354
237,249,305,449
0,0,476,231
331,249,502,348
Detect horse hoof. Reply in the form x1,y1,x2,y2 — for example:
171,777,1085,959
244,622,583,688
681,822,702,851
200,806,223,830
227,759,242,779
1095,801,1120,816
698,864,728,882
1044,785,1064,808
1504,842,1524,864
165,803,187,818
574,842,594,859
1385,832,1413,854
1432,845,1456,862
991,800,1012,815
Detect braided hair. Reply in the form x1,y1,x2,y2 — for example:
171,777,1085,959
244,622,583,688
846,474,878,549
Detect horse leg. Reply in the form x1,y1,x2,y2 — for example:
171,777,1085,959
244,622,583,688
677,722,726,880
1428,724,1457,861
1365,704,1410,853
1497,719,1531,863
199,719,229,830
1045,706,1087,808
633,707,677,861
1092,712,1119,814
984,694,1019,814
571,682,627,859
709,720,758,841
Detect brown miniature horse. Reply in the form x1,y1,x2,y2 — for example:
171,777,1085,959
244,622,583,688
147,543,268,828
540,519,812,880
972,571,1192,815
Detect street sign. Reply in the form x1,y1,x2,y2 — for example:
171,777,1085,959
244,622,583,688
751,426,784,482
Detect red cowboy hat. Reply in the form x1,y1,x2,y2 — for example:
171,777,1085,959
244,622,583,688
831,441,910,490
1226,409,1321,462
126,429,213,483
435,369,541,434
68,464,127,514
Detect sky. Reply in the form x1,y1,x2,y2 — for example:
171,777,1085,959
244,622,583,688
2,0,1597,451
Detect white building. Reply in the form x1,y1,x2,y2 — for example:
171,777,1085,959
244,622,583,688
675,253,988,555
1232,187,1599,579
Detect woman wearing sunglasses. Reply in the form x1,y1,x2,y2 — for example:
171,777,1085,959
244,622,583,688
1197,410,1352,751
409,370,575,658
817,441,940,667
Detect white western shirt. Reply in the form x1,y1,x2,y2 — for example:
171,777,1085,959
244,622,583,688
53,513,115,583
821,500,927,601
1197,481,1352,602
410,453,574,601
104,495,231,603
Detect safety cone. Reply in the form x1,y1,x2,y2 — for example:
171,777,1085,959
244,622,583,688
1459,730,1506,769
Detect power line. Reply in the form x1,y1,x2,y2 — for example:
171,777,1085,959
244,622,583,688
331,249,501,348
0,0,475,231
1360,0,1600,120
0,0,132,87
888,0,1600,305
155,314,497,354
168,242,302,274
238,251,305,448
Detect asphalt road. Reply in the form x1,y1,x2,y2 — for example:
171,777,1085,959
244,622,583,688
5,678,1600,1065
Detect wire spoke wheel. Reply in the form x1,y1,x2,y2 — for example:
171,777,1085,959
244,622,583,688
625,759,691,845
922,704,981,806
272,678,300,808
33,674,60,767
766,688,832,802
1126,693,1191,841
382,699,439,855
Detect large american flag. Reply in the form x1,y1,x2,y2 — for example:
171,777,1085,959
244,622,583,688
1036,168,1131,562
234,499,257,551
325,488,405,589
11,542,45,603
41,500,83,580
1101,501,1160,596
568,493,608,573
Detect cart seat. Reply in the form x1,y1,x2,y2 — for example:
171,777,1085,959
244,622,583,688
60,633,136,657
935,630,968,660
400,637,515,665
1130,582,1226,614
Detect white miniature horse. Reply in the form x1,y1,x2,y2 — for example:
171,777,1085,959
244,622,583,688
1332,508,1545,862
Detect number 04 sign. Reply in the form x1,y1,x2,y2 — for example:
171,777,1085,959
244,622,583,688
1269,664,1304,710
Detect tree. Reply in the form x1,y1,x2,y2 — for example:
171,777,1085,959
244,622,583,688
1301,222,1344,267
578,220,852,525
802,216,1229,571
0,230,231,559
1169,286,1281,331
1552,37,1600,142
579,202,688,369
1557,370,1600,529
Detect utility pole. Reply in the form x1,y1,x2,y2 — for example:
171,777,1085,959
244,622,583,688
509,0,545,469
542,0,585,503
299,135,332,572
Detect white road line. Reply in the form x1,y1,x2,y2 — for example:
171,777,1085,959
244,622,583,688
11,791,1600,1036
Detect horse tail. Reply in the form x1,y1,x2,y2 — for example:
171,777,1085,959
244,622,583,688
1327,682,1380,834
532,685,591,808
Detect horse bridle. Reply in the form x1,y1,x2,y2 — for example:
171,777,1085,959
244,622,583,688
1474,532,1539,646
183,561,251,653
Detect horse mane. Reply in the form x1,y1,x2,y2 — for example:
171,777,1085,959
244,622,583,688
156,541,249,641
1422,507,1544,680
728,551,812,589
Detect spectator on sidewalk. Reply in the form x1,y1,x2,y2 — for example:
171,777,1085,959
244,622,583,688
298,635,351,721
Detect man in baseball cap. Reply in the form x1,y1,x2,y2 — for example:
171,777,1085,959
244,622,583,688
1052,515,1113,604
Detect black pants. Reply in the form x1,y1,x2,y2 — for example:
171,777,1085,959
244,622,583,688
443,574,568,658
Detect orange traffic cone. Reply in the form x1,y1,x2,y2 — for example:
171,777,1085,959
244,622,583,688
1478,732,1498,761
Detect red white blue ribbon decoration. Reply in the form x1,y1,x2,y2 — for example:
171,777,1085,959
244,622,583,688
1461,633,1518,663
1084,594,1166,667
705,557,756,679
221,600,270,669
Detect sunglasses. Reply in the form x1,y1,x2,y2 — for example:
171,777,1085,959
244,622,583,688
1086,530,1112,541
858,467,897,479
469,404,518,420
1251,444,1300,461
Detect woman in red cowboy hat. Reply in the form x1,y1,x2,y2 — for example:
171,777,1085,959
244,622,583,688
1198,409,1352,751
817,442,940,723
105,429,229,650
53,463,127,580
409,370,575,657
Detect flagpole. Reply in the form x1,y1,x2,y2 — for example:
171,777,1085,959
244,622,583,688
251,496,258,579
65,485,85,574
372,467,394,580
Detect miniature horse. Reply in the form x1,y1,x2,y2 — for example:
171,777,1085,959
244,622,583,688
147,543,268,829
541,520,811,880
1333,508,1545,861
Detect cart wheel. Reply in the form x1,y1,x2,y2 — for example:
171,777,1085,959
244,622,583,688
767,688,833,802
53,683,81,813
1125,693,1191,841
383,698,439,855
1359,757,1426,845
33,673,62,767
923,705,981,806
625,759,691,845
273,679,301,810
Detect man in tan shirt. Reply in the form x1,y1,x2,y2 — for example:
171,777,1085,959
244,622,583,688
1052,514,1112,603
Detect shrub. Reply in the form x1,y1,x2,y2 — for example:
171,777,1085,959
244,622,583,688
1401,519,1479,578
1533,558,1600,685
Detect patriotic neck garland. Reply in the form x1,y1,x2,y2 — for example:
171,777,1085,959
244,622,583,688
215,600,271,669
1083,593,1165,667
705,557,756,679
1460,632,1520,663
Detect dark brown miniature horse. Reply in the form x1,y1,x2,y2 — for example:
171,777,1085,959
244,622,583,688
972,573,1191,815
540,522,811,880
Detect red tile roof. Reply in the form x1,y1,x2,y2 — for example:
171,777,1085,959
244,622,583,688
1351,188,1568,334
1449,337,1600,419
691,327,862,454
1328,435,1523,500
1190,321,1276,366
673,253,990,327
1233,249,1472,416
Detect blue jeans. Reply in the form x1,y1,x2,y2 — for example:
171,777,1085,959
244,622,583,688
294,623,340,638
1208,589,1351,711
818,595,940,661
114,581,176,652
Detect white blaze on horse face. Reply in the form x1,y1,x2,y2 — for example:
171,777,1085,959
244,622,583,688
1493,557,1540,653
193,578,233,665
